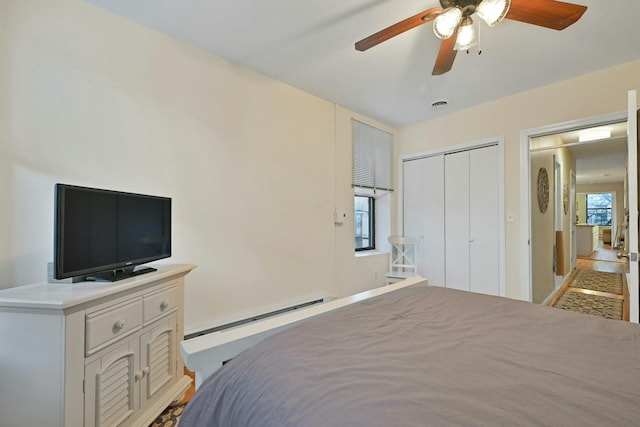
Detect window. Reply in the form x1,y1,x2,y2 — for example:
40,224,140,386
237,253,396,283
352,120,393,191
586,193,612,226
355,195,375,251
352,120,393,252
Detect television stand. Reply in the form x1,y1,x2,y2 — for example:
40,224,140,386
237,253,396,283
85,265,157,282
0,264,196,427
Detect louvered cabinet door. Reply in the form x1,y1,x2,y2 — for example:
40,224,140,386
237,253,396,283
85,338,139,427
139,314,177,411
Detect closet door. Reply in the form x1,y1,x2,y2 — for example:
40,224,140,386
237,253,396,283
469,145,500,295
444,151,471,291
444,145,500,295
403,156,445,286
403,144,501,295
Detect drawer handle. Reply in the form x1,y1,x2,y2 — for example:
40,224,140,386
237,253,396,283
160,300,170,311
113,319,127,332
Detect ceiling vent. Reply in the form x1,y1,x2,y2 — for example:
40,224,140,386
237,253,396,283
431,99,449,110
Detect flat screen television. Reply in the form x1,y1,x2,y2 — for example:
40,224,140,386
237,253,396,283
54,184,171,282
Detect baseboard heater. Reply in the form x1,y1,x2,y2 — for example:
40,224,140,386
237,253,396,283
184,297,328,341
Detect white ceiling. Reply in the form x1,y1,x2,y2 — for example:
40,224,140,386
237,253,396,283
85,0,640,128
571,137,627,185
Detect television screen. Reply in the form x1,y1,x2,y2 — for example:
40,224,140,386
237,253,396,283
54,184,171,281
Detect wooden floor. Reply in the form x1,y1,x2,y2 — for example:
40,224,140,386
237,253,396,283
550,243,630,321
177,368,196,405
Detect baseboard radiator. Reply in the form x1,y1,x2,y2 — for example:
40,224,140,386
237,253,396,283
184,297,329,340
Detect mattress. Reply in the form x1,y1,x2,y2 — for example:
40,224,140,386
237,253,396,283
180,284,640,426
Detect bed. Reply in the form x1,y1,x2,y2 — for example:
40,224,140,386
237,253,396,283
180,282,640,426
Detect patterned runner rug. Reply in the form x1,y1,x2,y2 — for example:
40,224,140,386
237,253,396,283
568,269,623,294
150,402,186,427
554,290,623,320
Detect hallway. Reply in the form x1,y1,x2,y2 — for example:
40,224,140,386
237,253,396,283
576,244,628,274
550,243,629,321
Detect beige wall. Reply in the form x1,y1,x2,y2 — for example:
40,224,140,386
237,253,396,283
5,0,640,329
558,149,576,283
530,152,555,303
1,0,391,333
398,59,640,300
577,193,587,224
528,147,575,303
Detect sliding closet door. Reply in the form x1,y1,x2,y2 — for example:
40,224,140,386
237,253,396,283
469,145,500,295
444,151,471,291
403,156,445,286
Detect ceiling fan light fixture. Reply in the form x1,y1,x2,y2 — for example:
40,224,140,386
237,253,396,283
476,0,511,27
454,17,477,51
433,7,463,39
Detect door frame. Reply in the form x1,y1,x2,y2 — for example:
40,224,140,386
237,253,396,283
570,170,577,272
519,111,628,302
627,90,638,323
398,136,506,296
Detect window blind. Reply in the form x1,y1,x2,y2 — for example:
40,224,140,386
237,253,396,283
352,119,393,191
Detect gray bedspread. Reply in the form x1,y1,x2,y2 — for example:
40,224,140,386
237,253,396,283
180,285,640,426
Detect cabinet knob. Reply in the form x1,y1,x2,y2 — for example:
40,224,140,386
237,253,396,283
160,300,169,311
135,367,150,381
113,319,127,332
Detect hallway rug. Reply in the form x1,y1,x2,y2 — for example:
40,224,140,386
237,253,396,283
569,269,624,294
150,402,186,427
554,291,623,320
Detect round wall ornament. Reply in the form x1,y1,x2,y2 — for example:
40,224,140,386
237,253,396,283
537,167,549,213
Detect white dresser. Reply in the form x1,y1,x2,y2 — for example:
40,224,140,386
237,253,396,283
0,264,196,427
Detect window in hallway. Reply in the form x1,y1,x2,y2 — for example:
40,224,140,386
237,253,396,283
586,193,612,226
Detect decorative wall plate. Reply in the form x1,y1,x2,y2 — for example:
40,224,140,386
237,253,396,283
537,167,549,213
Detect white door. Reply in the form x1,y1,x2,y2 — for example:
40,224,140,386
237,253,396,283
627,90,638,323
445,151,471,291
402,156,445,285
469,145,500,295
403,144,501,295
85,340,138,427
444,146,500,295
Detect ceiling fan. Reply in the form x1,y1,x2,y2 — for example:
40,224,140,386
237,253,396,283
355,0,587,75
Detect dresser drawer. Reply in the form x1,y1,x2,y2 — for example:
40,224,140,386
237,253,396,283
143,285,179,324
86,298,143,355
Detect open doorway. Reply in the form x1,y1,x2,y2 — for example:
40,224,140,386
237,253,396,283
523,115,629,305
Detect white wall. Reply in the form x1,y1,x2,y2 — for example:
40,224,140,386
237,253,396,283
1,0,391,333
398,59,640,300
8,1,640,331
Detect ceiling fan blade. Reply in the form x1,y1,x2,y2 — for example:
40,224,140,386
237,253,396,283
355,7,441,51
432,35,458,76
506,0,587,30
